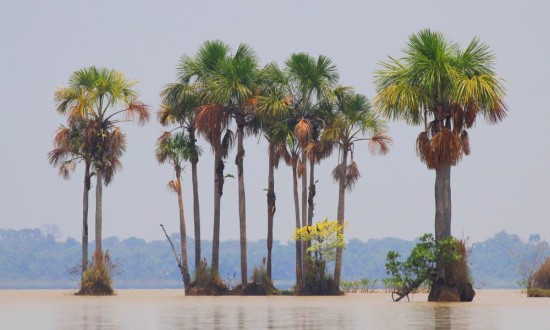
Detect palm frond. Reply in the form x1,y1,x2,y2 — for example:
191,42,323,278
345,161,361,191
461,130,471,155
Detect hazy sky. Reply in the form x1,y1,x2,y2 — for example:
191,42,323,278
2,0,549,245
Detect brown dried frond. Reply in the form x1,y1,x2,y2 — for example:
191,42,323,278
294,119,312,146
221,129,234,158
461,130,471,156
369,134,392,156
446,239,471,288
533,257,550,290
452,104,464,134
464,100,478,128
167,179,181,193
125,100,151,126
314,139,334,163
157,105,176,126
106,127,127,154
53,126,71,149
284,96,293,106
59,160,76,179
271,141,289,169
103,157,122,186
331,163,346,183
195,104,230,146
430,128,463,168
415,131,432,165
345,161,361,191
297,160,306,178
48,148,67,166
486,101,508,125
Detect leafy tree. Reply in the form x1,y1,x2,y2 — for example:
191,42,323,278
55,67,150,252
373,29,506,281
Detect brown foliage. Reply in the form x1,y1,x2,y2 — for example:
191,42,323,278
445,239,471,288
345,161,361,191
427,128,462,169
464,100,478,128
77,250,114,296
461,130,471,155
369,134,392,156
533,257,550,290
294,119,312,146
486,101,508,125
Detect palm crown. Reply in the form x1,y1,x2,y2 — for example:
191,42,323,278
373,29,506,169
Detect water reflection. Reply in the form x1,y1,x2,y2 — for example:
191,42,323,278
1,290,549,329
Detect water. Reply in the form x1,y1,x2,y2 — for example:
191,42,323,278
1,290,549,329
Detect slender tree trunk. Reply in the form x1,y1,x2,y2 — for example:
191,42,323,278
435,164,452,281
190,130,201,271
266,146,276,280
212,151,224,274
333,149,348,290
95,171,103,252
176,169,191,289
300,152,308,276
81,162,90,279
307,159,316,227
191,160,201,271
236,126,247,286
292,163,303,287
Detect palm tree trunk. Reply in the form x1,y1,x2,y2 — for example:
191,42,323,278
82,162,90,278
212,152,224,274
333,149,348,290
292,163,303,287
435,164,452,281
266,145,276,280
300,152,308,276
95,171,103,252
307,159,315,227
191,159,201,271
189,129,201,271
176,170,191,289
236,126,247,286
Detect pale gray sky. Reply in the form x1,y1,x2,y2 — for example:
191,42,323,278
1,0,549,244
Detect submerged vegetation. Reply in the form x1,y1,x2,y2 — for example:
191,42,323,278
49,30,508,298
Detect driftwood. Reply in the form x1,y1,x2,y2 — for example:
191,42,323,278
160,224,184,277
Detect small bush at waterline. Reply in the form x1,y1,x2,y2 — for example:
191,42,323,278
186,259,228,295
77,250,115,296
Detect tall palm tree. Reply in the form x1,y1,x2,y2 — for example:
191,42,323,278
55,66,150,252
284,53,340,276
284,133,304,287
257,63,292,279
373,29,506,282
48,120,92,279
204,43,261,286
159,83,203,270
321,92,392,289
179,40,232,274
156,131,201,290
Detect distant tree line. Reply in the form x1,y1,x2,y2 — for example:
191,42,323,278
0,228,545,290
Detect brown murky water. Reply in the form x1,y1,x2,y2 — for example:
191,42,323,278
0,290,548,329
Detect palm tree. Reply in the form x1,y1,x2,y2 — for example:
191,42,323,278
373,29,506,282
321,92,391,289
55,66,150,252
204,43,261,286
284,133,304,287
179,40,232,275
257,63,293,279
159,83,203,270
284,53,340,276
156,131,201,290
48,120,92,280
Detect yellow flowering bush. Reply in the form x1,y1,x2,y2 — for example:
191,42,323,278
292,218,346,263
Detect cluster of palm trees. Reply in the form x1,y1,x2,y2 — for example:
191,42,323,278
156,40,390,291
50,29,506,294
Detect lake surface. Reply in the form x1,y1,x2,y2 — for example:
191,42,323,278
0,290,549,329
